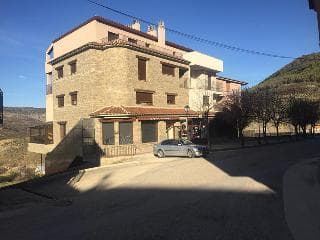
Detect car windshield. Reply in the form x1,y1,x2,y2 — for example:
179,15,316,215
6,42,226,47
180,139,193,145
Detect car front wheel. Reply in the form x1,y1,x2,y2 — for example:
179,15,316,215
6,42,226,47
157,149,165,158
187,150,194,158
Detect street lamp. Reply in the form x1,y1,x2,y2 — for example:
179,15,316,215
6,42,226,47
184,105,190,139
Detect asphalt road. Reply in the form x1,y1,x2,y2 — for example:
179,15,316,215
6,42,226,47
1,138,320,240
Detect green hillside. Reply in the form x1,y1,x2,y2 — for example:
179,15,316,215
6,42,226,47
258,52,320,99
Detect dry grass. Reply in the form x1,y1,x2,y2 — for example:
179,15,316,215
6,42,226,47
0,107,45,188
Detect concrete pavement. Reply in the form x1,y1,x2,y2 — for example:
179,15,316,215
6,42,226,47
283,158,320,240
1,139,320,239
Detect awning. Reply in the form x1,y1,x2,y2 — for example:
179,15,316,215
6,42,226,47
90,105,201,120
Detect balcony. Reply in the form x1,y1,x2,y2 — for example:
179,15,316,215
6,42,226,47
100,33,183,59
183,51,223,72
29,123,53,144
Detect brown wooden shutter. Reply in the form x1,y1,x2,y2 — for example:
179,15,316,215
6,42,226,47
138,59,146,80
203,95,209,106
136,92,152,104
167,95,175,104
162,64,175,76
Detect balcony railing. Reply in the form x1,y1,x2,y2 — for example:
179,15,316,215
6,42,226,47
29,123,53,144
100,33,183,59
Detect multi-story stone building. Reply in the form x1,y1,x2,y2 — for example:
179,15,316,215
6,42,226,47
28,16,246,174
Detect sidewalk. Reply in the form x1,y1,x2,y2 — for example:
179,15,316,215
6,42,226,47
212,136,293,151
283,158,320,240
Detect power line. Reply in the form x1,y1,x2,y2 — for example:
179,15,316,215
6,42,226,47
87,1,320,62
86,0,298,59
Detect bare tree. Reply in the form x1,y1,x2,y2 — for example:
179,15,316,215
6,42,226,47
222,89,254,146
269,92,287,137
251,87,273,139
287,98,319,136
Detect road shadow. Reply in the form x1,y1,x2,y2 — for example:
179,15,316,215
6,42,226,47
2,139,320,239
0,184,292,240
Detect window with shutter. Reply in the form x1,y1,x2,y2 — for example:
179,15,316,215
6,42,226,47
138,58,146,81
69,61,77,74
56,66,64,79
70,92,77,105
167,94,176,104
108,31,119,41
207,75,211,90
162,64,175,76
136,92,153,105
203,95,209,106
57,95,64,107
128,38,137,44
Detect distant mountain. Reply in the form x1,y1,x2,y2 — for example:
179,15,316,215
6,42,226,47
257,52,320,99
0,107,45,140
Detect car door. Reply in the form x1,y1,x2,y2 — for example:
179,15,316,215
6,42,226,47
170,140,182,156
162,140,175,156
175,140,186,156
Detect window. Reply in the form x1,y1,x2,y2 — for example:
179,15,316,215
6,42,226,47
128,38,137,44
141,121,158,143
226,82,231,92
58,122,66,140
207,75,211,90
69,61,77,75
48,47,54,60
57,95,64,107
108,31,119,41
119,122,133,145
56,66,63,79
138,58,147,81
145,43,150,48
70,92,77,105
162,63,175,76
203,95,209,106
179,68,187,78
102,122,114,145
46,72,53,95
136,91,153,105
167,94,176,104
47,72,52,84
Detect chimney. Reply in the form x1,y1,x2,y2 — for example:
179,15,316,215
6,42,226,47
147,25,157,37
131,19,141,31
158,20,165,46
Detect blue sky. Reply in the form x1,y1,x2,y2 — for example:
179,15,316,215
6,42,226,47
0,0,319,107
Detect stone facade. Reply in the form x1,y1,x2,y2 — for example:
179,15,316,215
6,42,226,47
50,44,190,154
29,16,246,174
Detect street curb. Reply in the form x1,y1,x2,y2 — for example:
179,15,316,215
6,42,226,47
212,137,315,152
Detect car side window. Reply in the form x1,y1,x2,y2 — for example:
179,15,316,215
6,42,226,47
171,140,180,145
161,140,170,145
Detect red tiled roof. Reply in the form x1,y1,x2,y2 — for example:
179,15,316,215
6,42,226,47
91,105,198,117
52,16,193,52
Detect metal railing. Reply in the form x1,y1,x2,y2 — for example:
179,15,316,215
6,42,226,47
100,32,183,59
103,144,137,158
29,123,53,144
